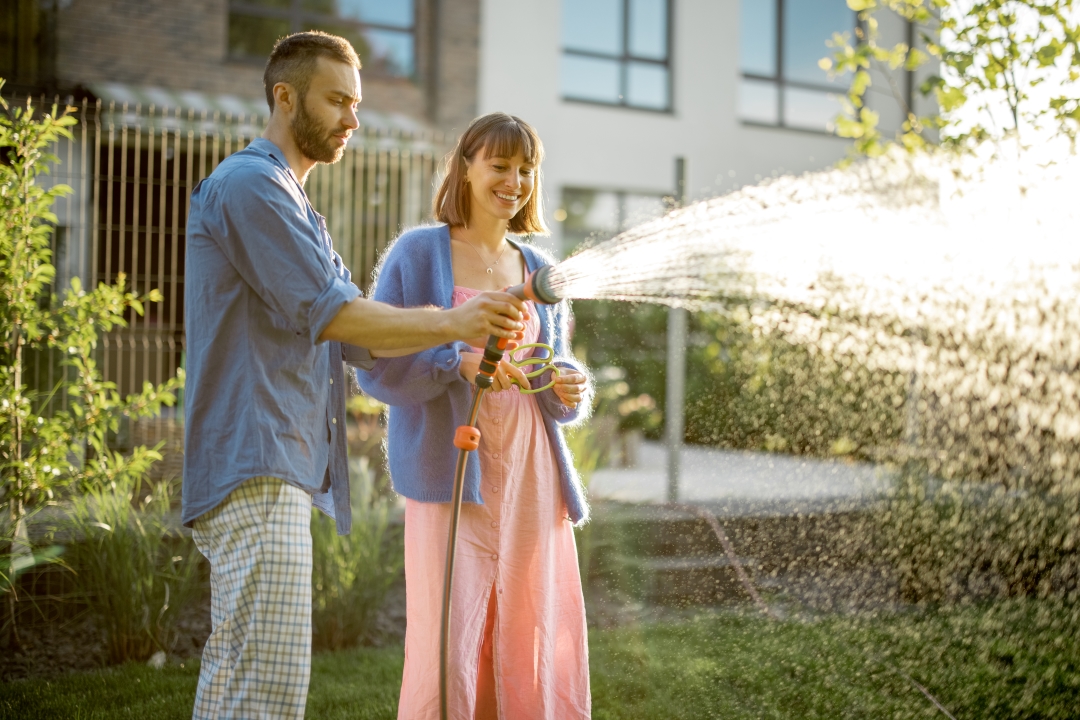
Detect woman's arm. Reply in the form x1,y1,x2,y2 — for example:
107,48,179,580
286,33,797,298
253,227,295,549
353,243,471,406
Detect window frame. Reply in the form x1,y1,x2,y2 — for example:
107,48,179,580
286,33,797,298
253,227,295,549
227,0,417,79
559,185,669,253
560,0,675,114
739,0,855,133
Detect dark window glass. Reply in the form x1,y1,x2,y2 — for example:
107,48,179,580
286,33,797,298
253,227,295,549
360,28,414,76
560,187,665,253
229,0,415,78
228,13,291,60
560,0,671,112
738,0,850,132
306,0,414,29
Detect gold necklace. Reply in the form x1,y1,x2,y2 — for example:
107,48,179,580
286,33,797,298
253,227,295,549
463,238,509,274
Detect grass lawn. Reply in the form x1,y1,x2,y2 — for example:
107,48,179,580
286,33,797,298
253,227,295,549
2,599,1077,719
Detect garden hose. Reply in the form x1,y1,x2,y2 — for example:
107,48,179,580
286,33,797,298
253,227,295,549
439,267,563,720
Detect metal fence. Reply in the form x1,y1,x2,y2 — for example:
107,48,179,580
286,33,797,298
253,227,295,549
19,95,447,477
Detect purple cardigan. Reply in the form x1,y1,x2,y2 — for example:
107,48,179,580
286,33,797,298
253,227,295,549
355,225,593,525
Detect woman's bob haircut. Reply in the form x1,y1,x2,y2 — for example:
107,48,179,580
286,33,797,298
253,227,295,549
434,112,549,235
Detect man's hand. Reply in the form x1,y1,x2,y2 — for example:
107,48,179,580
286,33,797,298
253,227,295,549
446,291,527,344
459,352,530,392
552,371,588,409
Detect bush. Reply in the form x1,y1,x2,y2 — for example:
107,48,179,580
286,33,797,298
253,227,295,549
573,300,905,459
59,476,202,664
311,456,403,651
0,85,180,644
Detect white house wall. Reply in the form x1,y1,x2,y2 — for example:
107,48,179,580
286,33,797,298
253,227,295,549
478,0,914,255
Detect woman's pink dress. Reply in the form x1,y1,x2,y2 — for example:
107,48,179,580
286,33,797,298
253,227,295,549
396,286,591,720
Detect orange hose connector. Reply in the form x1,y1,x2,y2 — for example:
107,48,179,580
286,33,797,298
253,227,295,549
453,425,481,451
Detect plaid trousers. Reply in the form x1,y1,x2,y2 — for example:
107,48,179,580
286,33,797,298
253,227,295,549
192,476,313,720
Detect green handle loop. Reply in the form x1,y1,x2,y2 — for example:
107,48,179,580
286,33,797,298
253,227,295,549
509,342,559,394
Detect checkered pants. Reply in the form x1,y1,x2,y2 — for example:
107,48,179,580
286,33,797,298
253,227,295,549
192,476,313,720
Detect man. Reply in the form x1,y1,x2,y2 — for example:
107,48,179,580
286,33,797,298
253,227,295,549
182,31,525,719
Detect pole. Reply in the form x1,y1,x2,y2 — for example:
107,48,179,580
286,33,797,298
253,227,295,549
666,157,687,504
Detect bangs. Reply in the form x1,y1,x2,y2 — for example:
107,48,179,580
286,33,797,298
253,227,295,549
477,121,542,164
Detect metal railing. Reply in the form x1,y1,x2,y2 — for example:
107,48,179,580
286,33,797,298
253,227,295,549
18,95,447,476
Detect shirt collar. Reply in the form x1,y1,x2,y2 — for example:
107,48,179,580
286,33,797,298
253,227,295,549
248,137,288,170
248,137,310,198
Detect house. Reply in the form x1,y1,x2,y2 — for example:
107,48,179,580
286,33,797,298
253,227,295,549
1,0,929,475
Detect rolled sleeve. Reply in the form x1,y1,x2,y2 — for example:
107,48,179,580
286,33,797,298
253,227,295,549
309,277,361,345
342,342,376,371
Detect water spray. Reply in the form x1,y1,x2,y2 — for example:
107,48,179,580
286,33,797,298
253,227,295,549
439,264,565,720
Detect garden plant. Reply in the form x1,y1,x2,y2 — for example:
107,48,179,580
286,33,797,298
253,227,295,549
0,83,185,657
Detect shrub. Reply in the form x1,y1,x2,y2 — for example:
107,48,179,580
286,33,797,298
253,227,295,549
60,476,202,664
311,456,403,651
0,84,181,644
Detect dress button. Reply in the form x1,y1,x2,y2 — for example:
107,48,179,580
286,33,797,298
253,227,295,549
492,452,500,459
492,418,500,425
490,554,498,561
491,486,499,493
491,521,498,528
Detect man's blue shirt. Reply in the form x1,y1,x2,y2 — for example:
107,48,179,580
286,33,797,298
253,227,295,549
182,137,371,534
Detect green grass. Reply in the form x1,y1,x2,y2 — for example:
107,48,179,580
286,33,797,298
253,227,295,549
2,600,1078,719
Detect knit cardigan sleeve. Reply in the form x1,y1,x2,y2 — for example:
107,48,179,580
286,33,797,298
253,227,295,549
354,230,470,405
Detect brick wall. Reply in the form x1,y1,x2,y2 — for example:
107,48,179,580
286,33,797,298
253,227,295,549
55,0,431,121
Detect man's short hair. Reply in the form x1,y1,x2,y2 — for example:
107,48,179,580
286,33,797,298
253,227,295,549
263,31,361,111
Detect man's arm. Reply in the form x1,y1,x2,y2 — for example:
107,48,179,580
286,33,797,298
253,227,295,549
317,291,525,355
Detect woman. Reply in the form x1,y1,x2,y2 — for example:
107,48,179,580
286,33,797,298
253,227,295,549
357,112,593,719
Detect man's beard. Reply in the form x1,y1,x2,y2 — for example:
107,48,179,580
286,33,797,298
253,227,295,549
291,98,346,164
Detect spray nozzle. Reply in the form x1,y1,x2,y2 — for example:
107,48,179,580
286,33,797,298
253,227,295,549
506,265,563,305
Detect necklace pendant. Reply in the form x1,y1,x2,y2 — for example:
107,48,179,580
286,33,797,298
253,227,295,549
486,267,493,274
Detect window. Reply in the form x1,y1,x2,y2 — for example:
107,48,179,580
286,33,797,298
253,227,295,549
0,0,57,91
559,187,667,253
228,0,415,78
561,0,672,112
738,0,853,132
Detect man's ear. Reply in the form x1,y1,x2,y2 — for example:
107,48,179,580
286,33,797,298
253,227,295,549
272,82,297,115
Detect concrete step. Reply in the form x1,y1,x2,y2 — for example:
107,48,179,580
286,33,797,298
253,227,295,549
614,553,759,607
581,499,879,607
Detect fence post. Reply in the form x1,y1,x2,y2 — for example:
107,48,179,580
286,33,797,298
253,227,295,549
666,157,687,504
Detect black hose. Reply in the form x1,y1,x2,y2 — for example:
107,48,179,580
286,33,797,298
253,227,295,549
440,386,485,720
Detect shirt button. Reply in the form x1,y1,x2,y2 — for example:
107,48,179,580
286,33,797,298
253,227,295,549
330,378,334,385
332,418,337,424
492,452,500,459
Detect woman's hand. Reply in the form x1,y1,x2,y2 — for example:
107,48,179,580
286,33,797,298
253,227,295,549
552,371,588,409
459,352,530,392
